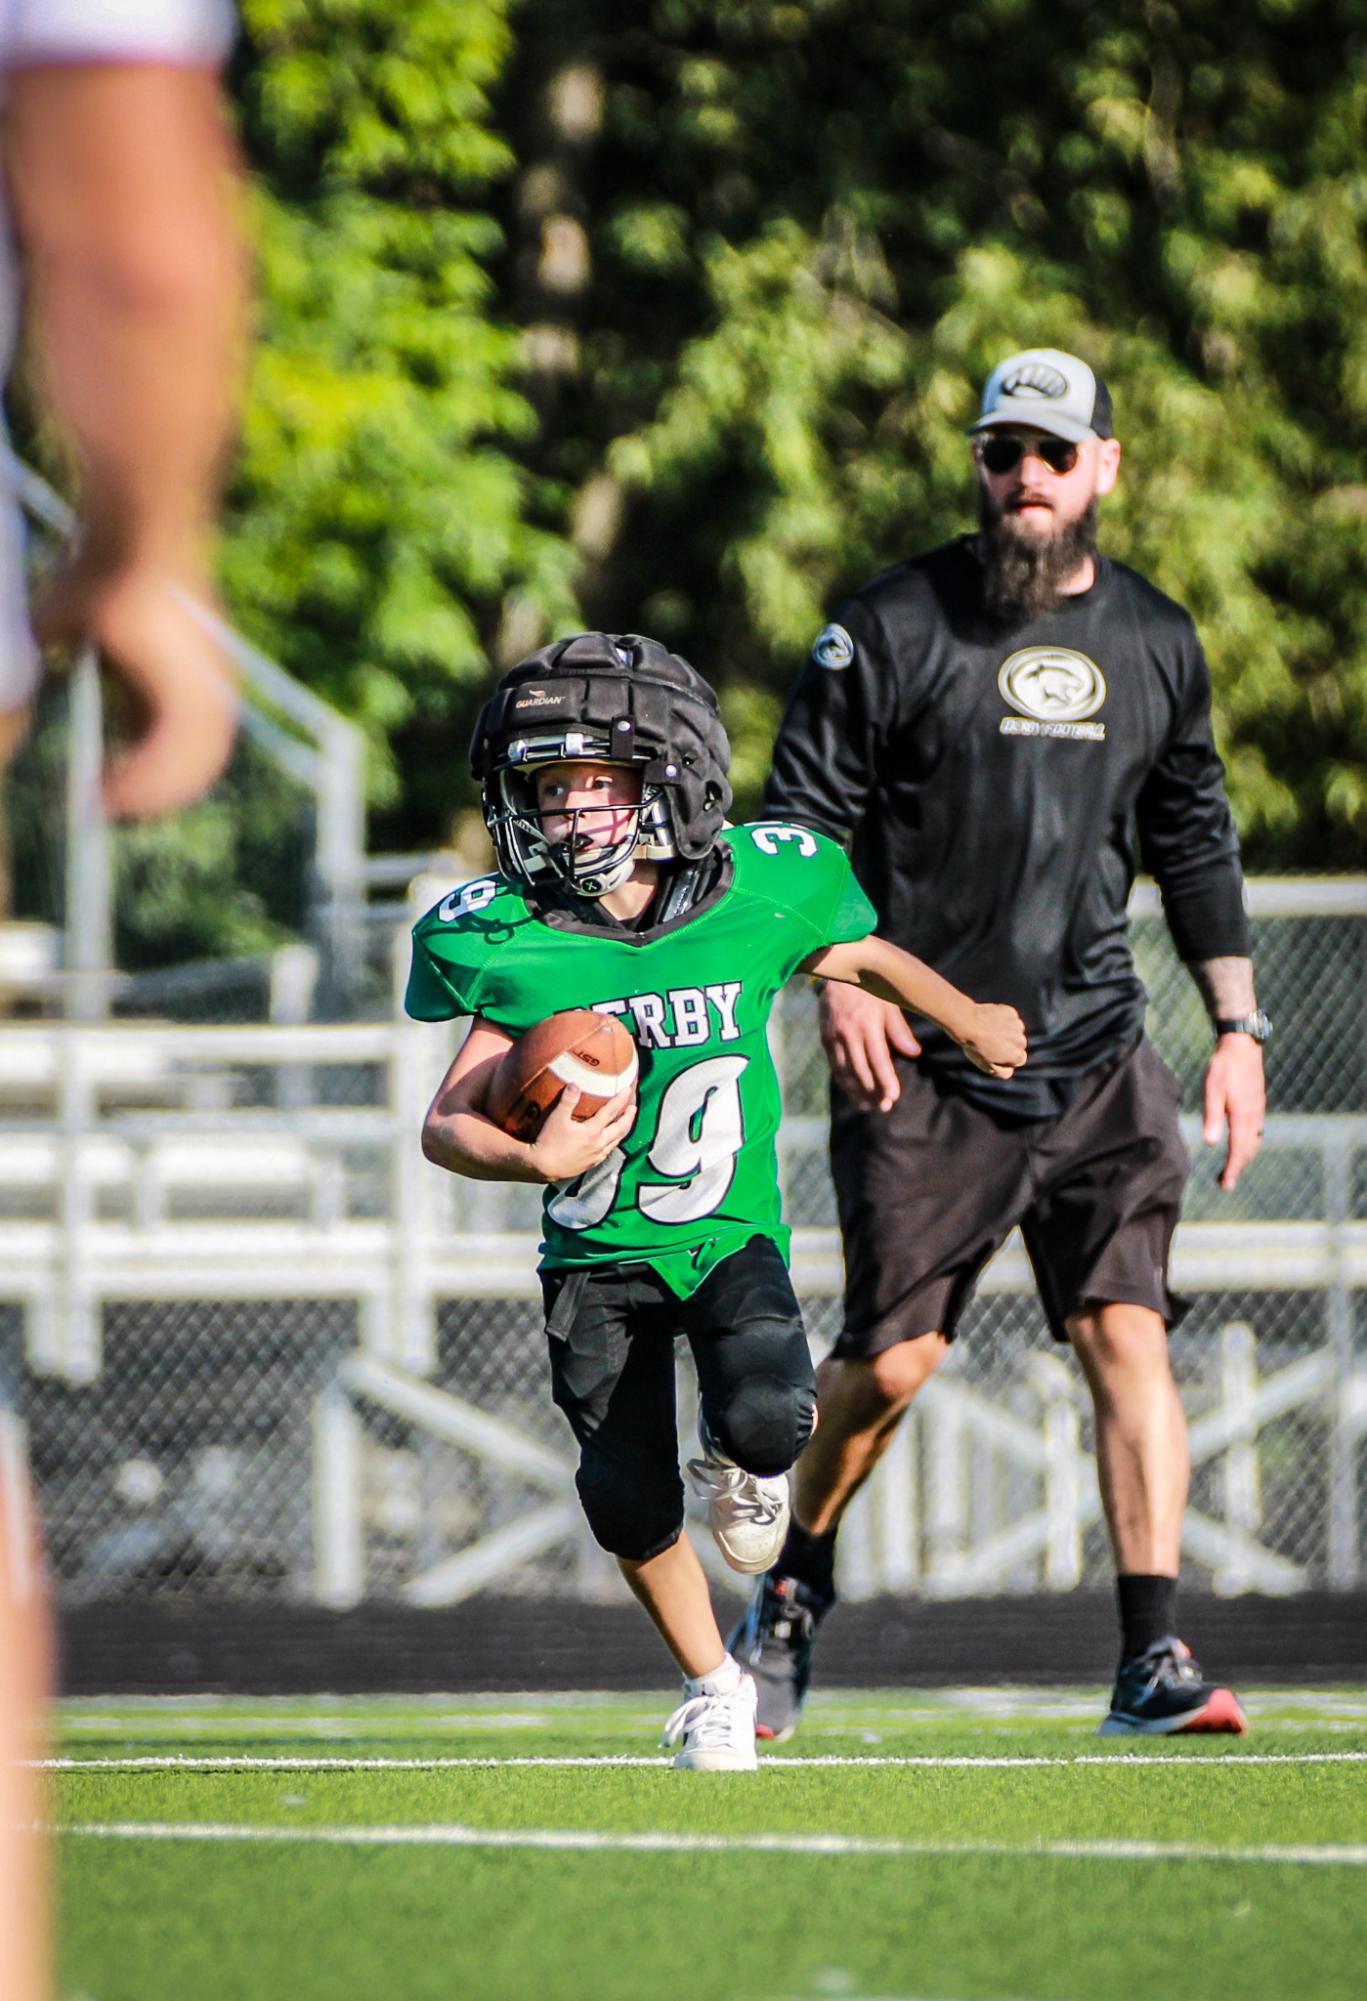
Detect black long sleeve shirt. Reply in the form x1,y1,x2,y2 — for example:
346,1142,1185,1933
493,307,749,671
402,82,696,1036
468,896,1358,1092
763,535,1250,1117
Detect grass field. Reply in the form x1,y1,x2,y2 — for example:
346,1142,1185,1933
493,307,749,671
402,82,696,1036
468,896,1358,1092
54,1688,1366,2001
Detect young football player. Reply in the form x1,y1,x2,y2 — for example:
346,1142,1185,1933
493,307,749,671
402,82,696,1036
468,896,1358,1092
407,633,1026,1769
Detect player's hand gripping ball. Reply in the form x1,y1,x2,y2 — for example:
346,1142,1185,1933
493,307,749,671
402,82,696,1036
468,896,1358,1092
487,1009,639,1142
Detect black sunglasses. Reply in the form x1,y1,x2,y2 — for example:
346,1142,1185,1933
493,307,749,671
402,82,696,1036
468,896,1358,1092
976,433,1081,476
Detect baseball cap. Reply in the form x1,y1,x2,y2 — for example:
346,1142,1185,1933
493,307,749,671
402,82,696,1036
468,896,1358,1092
970,348,1114,444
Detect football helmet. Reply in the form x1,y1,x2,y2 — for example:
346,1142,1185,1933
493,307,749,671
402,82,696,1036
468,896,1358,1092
470,632,732,898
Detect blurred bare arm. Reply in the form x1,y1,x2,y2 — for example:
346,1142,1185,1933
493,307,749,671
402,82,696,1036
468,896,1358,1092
3,62,249,815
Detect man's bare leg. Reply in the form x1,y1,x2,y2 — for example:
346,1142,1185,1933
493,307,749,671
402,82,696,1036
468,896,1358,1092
794,1332,950,1535
728,1332,949,1741
1069,1301,1242,1732
1067,1302,1187,1573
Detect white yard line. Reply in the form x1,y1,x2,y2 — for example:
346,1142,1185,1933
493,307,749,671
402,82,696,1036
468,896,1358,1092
56,1690,1367,1731
42,1750,1367,1772
58,1820,1367,1865
57,1713,567,1735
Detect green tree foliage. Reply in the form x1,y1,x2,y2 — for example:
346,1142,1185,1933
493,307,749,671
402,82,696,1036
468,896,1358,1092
220,0,1367,869
224,0,579,837
504,0,1367,858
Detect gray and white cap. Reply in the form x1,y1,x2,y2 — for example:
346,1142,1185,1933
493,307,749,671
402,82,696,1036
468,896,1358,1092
970,348,1114,445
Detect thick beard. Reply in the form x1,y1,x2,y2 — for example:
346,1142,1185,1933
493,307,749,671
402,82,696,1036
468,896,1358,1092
977,494,1099,626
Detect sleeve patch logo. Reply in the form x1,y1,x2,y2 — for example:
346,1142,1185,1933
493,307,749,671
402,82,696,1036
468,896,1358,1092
811,622,855,671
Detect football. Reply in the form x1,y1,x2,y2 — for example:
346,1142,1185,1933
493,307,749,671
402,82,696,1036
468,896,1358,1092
487,1009,639,1142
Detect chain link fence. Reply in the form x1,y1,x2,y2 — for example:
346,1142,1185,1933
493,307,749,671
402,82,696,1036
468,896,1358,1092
2,888,1365,1615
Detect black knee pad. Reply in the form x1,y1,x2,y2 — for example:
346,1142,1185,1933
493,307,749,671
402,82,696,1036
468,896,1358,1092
709,1372,816,1478
575,1445,683,1563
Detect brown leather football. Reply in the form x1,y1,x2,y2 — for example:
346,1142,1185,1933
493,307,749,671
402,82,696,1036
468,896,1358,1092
487,1009,639,1142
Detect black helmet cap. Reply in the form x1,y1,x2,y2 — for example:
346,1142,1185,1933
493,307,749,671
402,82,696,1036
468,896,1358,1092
471,633,732,889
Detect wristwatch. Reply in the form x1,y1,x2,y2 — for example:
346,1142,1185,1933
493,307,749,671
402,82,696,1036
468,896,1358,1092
1214,1010,1273,1043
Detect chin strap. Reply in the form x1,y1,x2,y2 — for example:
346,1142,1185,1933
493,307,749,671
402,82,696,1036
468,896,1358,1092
533,850,725,932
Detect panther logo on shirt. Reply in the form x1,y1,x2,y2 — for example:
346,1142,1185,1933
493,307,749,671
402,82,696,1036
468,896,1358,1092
997,646,1107,741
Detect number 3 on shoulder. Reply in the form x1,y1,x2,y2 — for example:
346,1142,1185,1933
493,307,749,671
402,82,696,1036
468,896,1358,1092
749,825,818,858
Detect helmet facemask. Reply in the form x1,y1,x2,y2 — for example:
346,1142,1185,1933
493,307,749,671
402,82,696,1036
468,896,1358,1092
492,748,675,900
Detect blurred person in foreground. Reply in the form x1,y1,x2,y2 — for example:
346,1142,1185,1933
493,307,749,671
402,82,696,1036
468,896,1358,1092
730,349,1267,1741
0,7,245,1996
1,0,246,819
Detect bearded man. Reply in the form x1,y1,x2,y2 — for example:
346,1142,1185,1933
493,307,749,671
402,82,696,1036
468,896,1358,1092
732,349,1269,1739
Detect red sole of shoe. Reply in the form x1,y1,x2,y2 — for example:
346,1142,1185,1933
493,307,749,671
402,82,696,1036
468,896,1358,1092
1175,1687,1248,1734
755,1723,777,1741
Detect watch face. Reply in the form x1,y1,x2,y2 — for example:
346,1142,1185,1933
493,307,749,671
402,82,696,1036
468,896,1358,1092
1217,1011,1272,1042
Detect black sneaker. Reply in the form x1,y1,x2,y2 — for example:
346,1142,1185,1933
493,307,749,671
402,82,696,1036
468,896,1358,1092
1099,1636,1248,1737
725,1572,832,1742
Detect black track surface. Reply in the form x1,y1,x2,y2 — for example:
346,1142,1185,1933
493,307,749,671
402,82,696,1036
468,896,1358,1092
59,1590,1367,1695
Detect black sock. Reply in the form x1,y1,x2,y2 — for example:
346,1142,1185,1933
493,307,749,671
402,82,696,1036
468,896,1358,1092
1117,1573,1178,1662
776,1518,837,1600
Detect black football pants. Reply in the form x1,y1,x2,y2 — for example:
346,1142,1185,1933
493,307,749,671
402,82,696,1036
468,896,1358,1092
541,1236,816,1562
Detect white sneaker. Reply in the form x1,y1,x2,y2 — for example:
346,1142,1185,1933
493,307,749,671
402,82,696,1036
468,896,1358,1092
661,1671,759,1771
687,1430,790,1575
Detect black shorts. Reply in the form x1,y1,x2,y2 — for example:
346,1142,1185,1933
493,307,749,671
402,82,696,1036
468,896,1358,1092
540,1235,816,1562
828,1035,1190,1356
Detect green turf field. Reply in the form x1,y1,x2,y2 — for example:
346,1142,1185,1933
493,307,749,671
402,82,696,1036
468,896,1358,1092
54,1689,1366,2001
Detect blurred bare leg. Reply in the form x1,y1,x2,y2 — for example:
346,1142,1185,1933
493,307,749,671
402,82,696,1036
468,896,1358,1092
0,1459,52,2001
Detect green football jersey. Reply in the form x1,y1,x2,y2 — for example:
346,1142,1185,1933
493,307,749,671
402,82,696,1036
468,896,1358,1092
406,823,876,1298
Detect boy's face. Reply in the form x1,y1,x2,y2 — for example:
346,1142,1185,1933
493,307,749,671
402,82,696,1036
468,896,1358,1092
534,760,642,857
